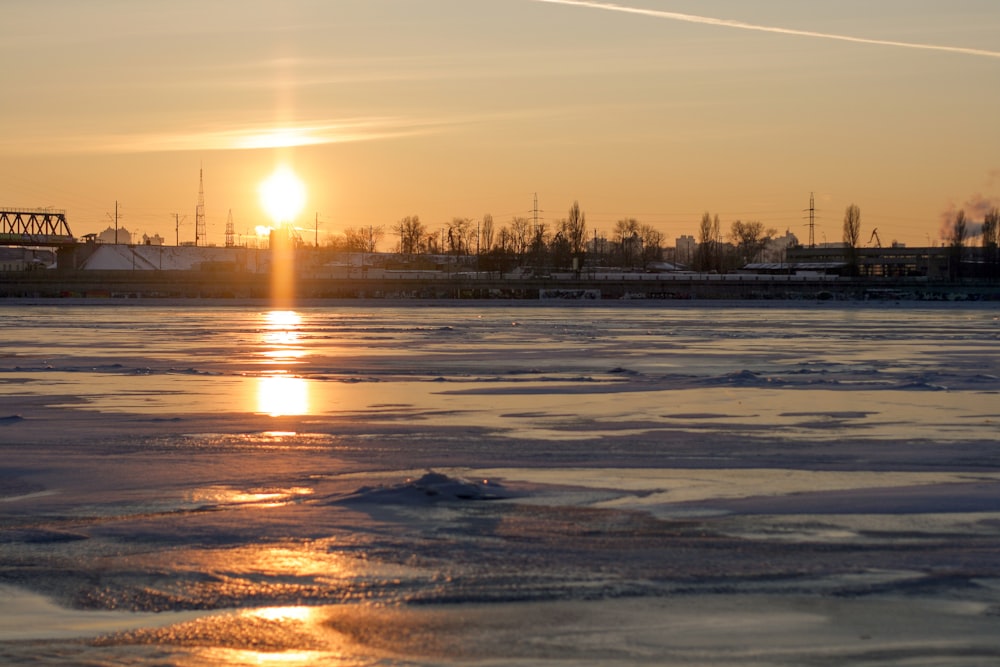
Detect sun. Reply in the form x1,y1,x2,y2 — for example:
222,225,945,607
259,166,306,224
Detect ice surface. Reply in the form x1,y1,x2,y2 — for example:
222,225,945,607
1,301,1000,665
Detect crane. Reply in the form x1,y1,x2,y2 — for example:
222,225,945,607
868,228,882,248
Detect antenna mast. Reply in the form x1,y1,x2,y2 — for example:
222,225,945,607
225,209,234,248
195,167,206,246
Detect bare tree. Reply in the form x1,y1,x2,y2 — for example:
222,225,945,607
696,212,720,272
480,213,494,253
639,224,664,265
342,225,382,253
563,201,587,256
730,220,774,267
951,210,968,248
393,215,425,255
983,208,1000,279
843,204,862,248
982,208,999,249
509,216,532,259
840,204,862,276
445,218,474,255
949,210,968,280
614,218,640,267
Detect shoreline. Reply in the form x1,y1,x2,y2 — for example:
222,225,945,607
1,295,999,310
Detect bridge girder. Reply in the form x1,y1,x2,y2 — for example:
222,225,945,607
0,208,76,246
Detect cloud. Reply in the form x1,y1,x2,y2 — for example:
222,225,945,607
531,0,1000,60
0,117,445,155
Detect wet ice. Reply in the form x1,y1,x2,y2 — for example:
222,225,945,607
1,301,1000,665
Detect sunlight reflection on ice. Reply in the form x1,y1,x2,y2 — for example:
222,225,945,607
198,648,337,666
247,606,317,623
256,374,310,416
188,485,314,508
260,310,306,364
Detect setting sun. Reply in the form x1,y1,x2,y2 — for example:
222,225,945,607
259,166,306,225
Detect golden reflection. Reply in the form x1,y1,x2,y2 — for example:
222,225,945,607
260,166,305,307
257,374,310,417
189,486,314,508
199,648,333,666
266,310,301,327
260,310,306,364
248,606,317,623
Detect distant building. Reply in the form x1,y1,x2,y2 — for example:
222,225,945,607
675,235,696,266
75,244,265,272
762,230,799,263
784,245,952,278
0,246,55,270
97,226,133,245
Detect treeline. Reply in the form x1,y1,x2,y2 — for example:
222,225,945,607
320,201,793,274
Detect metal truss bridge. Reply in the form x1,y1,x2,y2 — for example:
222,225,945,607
1,208,76,246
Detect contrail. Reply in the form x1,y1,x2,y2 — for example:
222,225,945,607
531,0,1000,60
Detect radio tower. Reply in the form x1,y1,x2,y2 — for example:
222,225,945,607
225,209,234,248
195,167,206,246
805,192,816,248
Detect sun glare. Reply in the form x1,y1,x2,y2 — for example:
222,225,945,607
257,374,310,417
259,166,306,224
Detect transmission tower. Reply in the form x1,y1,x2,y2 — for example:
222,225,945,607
805,192,816,248
225,209,234,248
195,167,206,246
531,193,543,233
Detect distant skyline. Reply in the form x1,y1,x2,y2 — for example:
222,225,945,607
2,0,998,248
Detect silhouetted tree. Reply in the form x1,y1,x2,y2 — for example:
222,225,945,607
982,208,999,279
639,224,664,265
446,217,474,256
344,225,383,253
730,220,774,267
531,222,551,272
696,212,720,272
509,216,532,260
614,218,640,268
560,202,587,271
842,204,862,276
949,210,968,280
394,215,425,255
480,213,494,254
550,231,573,270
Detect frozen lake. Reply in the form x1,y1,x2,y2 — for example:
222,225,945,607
2,301,1000,665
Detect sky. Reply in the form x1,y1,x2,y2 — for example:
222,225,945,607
2,0,999,249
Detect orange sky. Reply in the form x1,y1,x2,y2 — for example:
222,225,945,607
2,1,998,249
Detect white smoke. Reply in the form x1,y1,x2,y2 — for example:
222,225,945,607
939,193,1000,240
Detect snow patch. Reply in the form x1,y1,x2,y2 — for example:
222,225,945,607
338,471,510,505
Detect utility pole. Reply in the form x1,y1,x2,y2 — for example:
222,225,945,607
173,213,186,246
106,201,121,244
